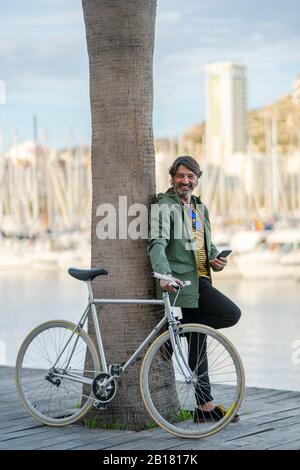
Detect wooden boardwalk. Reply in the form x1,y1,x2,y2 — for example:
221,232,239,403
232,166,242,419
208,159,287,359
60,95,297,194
1,366,300,450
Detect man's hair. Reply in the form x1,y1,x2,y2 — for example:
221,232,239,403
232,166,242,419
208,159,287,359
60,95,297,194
168,156,203,178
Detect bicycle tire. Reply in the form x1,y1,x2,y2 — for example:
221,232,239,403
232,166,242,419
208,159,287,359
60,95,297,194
16,320,101,427
140,323,245,439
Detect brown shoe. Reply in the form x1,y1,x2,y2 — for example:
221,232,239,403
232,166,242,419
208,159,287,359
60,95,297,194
194,404,240,423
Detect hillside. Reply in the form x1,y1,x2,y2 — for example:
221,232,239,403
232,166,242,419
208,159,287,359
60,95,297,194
180,93,300,156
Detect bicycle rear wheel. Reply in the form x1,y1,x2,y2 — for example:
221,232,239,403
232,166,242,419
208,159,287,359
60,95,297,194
16,320,100,426
140,323,244,439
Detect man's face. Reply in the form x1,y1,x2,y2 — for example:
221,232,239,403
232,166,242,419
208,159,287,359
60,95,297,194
172,164,198,197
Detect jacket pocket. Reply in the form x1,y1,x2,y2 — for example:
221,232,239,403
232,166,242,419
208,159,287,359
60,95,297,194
169,261,195,274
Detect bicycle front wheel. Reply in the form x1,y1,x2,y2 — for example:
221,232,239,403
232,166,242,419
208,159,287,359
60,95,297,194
140,323,245,439
16,320,100,426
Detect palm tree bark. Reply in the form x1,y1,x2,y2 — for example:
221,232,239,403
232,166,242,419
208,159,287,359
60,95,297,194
82,0,173,430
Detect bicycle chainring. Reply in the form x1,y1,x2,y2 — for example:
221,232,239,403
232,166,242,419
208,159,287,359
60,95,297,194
92,373,117,403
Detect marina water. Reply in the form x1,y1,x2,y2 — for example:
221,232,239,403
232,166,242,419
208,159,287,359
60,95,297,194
0,269,299,392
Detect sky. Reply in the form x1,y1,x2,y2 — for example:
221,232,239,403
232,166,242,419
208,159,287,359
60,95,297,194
0,0,299,149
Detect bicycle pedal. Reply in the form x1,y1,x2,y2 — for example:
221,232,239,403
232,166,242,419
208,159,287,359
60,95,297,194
93,400,107,411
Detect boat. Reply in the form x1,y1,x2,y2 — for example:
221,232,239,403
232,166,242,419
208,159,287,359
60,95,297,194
235,228,300,280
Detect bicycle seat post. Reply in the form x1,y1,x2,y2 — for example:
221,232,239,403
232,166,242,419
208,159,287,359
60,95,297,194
85,279,108,374
86,279,94,303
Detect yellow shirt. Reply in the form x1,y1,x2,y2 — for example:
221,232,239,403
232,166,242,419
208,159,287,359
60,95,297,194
183,202,210,278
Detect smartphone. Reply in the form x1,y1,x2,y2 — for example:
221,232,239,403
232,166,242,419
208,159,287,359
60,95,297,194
216,249,232,260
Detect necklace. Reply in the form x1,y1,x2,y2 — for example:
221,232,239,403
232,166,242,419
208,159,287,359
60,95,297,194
182,201,201,231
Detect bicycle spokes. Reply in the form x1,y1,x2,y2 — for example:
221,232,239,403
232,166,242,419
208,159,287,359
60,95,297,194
16,321,100,425
141,324,244,438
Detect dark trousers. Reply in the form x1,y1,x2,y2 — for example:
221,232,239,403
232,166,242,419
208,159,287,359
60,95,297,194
181,276,241,405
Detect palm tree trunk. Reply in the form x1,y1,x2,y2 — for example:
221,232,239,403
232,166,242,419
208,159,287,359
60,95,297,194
82,0,170,430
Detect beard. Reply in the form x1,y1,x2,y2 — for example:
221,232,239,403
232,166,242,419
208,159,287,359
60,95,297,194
173,181,195,199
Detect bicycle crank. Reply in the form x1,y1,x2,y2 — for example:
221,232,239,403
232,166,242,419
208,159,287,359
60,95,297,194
92,373,117,403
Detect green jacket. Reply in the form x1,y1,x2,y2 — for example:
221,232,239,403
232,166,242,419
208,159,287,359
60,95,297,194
147,189,220,307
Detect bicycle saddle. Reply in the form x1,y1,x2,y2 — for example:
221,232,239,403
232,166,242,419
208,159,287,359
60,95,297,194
68,267,108,281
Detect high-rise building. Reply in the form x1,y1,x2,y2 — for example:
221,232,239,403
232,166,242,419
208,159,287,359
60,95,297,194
205,61,248,166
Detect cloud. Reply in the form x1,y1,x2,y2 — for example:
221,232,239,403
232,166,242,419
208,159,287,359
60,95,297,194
0,34,88,97
1,0,300,144
0,0,87,89
0,10,83,29
154,1,300,107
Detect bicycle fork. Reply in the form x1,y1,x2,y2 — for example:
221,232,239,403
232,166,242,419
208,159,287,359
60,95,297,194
168,323,198,384
162,291,198,385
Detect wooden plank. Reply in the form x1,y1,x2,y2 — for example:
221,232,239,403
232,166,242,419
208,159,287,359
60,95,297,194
0,429,135,451
0,426,60,443
222,421,300,448
236,398,300,422
232,431,300,450
162,427,274,451
39,431,138,450
0,416,36,430
0,411,30,422
0,422,42,434
107,435,192,451
0,427,110,450
70,429,169,451
267,439,300,450
9,430,131,451
243,407,300,427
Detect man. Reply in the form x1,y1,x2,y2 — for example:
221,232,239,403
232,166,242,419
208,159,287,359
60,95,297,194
148,155,241,422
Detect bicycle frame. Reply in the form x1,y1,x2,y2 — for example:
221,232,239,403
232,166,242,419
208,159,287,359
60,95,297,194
17,271,244,437
52,279,194,389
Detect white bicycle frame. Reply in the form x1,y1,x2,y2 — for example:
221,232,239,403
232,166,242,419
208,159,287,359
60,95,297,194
52,273,195,390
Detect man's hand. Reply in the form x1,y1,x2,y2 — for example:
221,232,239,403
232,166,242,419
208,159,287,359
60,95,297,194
210,257,228,271
160,277,185,293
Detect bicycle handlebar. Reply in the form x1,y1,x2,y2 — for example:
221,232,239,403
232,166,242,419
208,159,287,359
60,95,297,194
151,272,191,289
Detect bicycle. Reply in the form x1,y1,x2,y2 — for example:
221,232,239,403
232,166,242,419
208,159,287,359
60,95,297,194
15,267,245,439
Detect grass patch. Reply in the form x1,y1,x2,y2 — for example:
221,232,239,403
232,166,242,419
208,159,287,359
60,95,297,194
167,408,193,423
144,420,158,430
83,417,129,430
83,417,98,429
